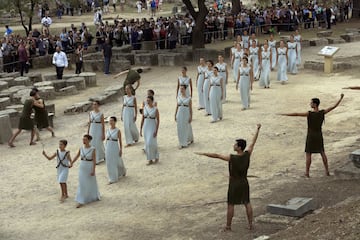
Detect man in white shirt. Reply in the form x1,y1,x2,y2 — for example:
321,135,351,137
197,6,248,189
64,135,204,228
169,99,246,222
52,46,68,79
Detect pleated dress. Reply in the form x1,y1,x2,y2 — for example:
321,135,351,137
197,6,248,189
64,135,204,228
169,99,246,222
196,65,207,109
277,47,288,82
239,66,251,109
209,75,223,122
89,111,105,164
176,96,193,147
287,42,298,74
233,50,243,83
269,40,277,69
249,46,260,80
259,50,271,88
203,69,213,115
122,95,139,145
143,106,159,161
105,127,126,183
294,34,301,65
215,62,227,103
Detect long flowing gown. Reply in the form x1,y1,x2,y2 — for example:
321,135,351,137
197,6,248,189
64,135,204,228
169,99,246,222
176,96,193,147
105,127,126,183
259,50,271,87
249,46,260,80
178,76,191,97
122,95,139,145
268,40,277,69
277,47,288,82
294,34,301,65
239,66,251,109
242,35,250,49
233,50,243,83
89,111,105,164
56,149,70,183
287,42,298,74
196,65,207,109
75,146,100,204
216,62,227,103
143,106,159,160
203,69,213,115
209,75,223,122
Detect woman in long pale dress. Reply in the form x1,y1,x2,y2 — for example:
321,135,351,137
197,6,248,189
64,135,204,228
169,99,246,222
229,40,237,71
196,58,207,110
121,85,139,147
249,40,260,80
259,42,272,88
176,66,192,97
175,85,194,149
105,116,126,184
208,67,224,122
88,101,105,164
287,35,298,74
202,60,214,116
71,134,100,208
277,40,288,84
140,96,160,165
215,55,228,103
268,34,277,70
236,57,253,110
231,43,243,83
294,30,302,65
242,30,250,50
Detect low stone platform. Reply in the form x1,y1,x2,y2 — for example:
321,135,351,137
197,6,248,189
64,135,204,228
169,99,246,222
304,60,352,72
0,81,9,91
6,104,23,112
34,81,54,88
79,72,97,87
66,77,86,90
316,30,333,38
326,37,346,44
27,73,42,83
0,91,14,102
57,85,78,96
51,80,67,91
3,72,20,78
14,76,31,86
0,108,19,128
267,197,315,217
88,91,118,105
43,73,58,82
62,74,79,80
309,38,328,46
158,53,184,66
0,115,12,144
38,86,56,100
0,77,15,87
64,101,92,115
345,28,360,34
340,33,360,42
135,53,158,66
349,149,360,168
0,97,11,110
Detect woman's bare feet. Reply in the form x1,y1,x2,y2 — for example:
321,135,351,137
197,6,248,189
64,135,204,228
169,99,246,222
8,142,15,148
29,142,36,146
154,159,159,164
220,226,232,232
125,144,132,148
76,203,83,208
146,160,153,165
51,131,55,137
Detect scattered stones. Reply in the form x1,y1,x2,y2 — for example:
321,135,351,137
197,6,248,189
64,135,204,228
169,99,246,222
0,81,9,91
14,76,31,86
37,86,56,100
88,91,118,105
34,81,54,88
57,85,78,96
349,149,360,168
0,77,15,87
12,88,33,104
134,53,158,66
66,77,86,90
27,73,42,83
158,53,185,66
64,101,92,115
267,197,315,217
326,37,346,44
316,30,333,38
309,38,328,46
0,97,11,110
42,73,58,82
0,91,14,102
0,115,12,144
0,108,20,128
79,72,97,87
51,80,67,91
340,33,360,42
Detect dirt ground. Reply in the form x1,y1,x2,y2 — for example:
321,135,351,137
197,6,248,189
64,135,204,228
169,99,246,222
1,18,360,240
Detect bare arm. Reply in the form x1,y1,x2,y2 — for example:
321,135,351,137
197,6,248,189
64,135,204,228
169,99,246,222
113,69,130,79
33,99,45,108
134,79,140,90
134,97,138,121
279,112,308,117
195,152,230,162
140,114,144,136
42,151,56,160
247,124,261,155
71,149,81,165
324,93,344,114
189,78,193,97
343,86,360,90
189,99,192,123
154,108,160,137
87,113,91,134
118,129,122,157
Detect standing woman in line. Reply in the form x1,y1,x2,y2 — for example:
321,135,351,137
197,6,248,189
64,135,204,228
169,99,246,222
287,35,298,75
231,43,243,83
175,85,194,149
259,42,272,88
208,66,224,123
276,40,288,84
88,101,105,164
249,40,260,80
70,134,100,208
236,57,253,110
140,96,160,165
176,66,192,97
294,29,302,65
229,40,237,67
121,85,139,147
268,34,277,70
215,55,228,103
196,58,207,110
105,116,126,184
202,60,214,116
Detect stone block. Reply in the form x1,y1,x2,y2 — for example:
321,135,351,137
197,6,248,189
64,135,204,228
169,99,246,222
316,30,333,37
105,85,122,95
31,55,52,69
193,48,224,62
88,91,119,105
12,88,33,104
48,112,54,128
14,76,31,86
0,91,14,102
173,48,193,61
64,101,92,115
0,97,11,110
0,81,9,91
79,72,97,87
62,74,79,79
45,103,55,115
3,72,20,78
66,77,86,90
345,28,360,34
301,40,310,47
326,37,346,44
267,197,315,217
0,77,15,87
6,104,23,112
142,41,156,51
158,53,184,66
27,73,42,83
334,161,360,179
51,80,67,91
38,86,56,100
0,109,20,128
117,53,135,65
34,81,54,88
309,38,328,46
0,115,12,144
112,45,133,54
134,53,158,66
349,149,360,168
279,35,291,41
43,73,58,82
348,34,360,42
57,85,78,96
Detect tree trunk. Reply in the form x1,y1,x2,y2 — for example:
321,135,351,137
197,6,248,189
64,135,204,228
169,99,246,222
231,0,241,15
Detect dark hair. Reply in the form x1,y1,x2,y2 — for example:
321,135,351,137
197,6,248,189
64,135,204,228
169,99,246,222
147,95,154,102
83,134,93,141
110,116,117,122
182,66,187,71
59,139,68,146
147,89,154,96
236,139,247,151
207,60,214,66
213,66,219,71
30,89,37,97
136,68,143,73
32,87,39,92
93,100,100,105
312,98,320,107
180,84,187,89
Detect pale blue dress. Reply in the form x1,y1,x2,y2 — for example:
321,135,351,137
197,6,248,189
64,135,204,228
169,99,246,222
203,69,213,115
233,50,243,83
122,95,139,145
196,65,207,109
277,47,288,82
249,46,260,80
209,75,223,121
105,127,126,183
215,62,227,103
89,111,105,164
294,34,301,65
239,66,251,109
176,96,193,147
242,35,250,49
56,149,70,183
287,42,298,74
143,106,159,161
178,76,191,97
259,50,271,88
75,146,100,204
269,40,277,69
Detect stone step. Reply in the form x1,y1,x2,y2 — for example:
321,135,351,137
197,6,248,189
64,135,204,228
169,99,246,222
38,86,56,100
66,77,86,90
2,72,20,78
88,91,118,105
14,76,31,86
267,197,315,217
0,115,12,144
27,73,42,83
316,30,333,37
42,73,58,82
34,81,54,88
0,77,15,87
79,72,97,87
6,104,23,112
0,97,11,110
0,81,9,91
57,85,78,96
51,80,67,91
62,74,79,80
64,101,92,115
0,108,20,128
